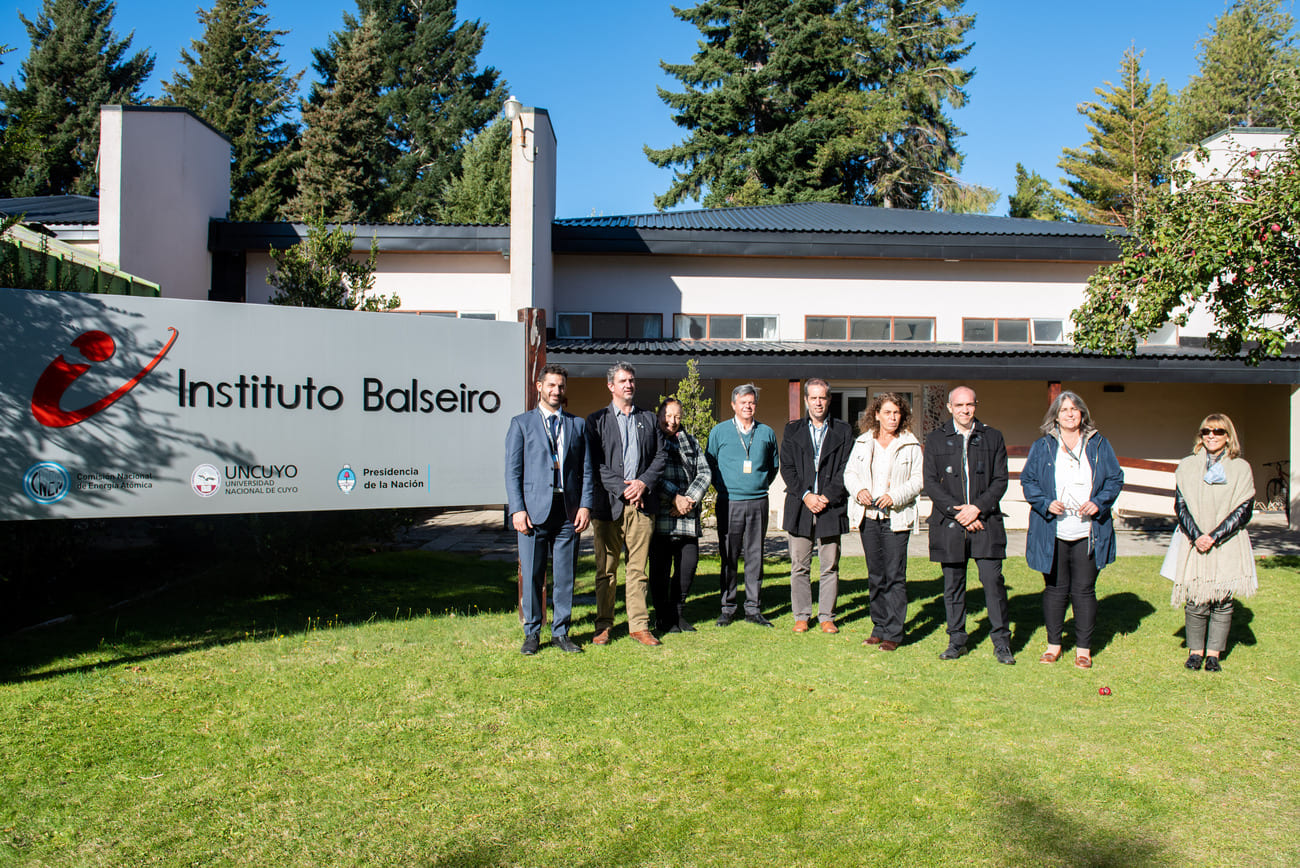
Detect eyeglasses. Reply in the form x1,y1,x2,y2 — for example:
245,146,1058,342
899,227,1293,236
1200,428,1228,437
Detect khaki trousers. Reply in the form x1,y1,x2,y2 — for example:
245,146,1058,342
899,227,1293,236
593,509,654,633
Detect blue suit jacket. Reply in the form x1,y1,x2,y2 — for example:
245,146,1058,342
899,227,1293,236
505,408,594,524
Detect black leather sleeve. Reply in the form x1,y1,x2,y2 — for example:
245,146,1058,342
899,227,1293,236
1209,498,1253,546
1174,487,1201,540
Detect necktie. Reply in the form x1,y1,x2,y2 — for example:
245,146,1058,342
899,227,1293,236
547,415,561,490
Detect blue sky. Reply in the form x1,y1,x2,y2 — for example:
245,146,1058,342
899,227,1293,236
1,0,1245,217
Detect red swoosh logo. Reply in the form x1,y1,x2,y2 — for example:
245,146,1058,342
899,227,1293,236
31,327,179,428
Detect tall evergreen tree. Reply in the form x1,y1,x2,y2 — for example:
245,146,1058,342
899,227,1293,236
1176,0,1298,144
161,0,302,221
0,0,153,197
1057,47,1172,227
435,117,510,224
645,0,974,210
305,0,506,221
284,15,391,222
1008,163,1064,220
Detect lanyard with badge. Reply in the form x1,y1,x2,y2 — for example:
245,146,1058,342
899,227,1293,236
735,418,755,474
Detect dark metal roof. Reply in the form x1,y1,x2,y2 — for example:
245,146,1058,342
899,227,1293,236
552,202,1122,262
0,195,99,225
209,220,510,254
545,339,1299,385
556,202,1115,237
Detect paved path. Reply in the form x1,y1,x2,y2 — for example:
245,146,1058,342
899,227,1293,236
404,508,1296,560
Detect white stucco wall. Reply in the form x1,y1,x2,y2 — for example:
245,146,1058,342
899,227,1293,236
99,106,231,300
247,249,511,315
555,254,1101,341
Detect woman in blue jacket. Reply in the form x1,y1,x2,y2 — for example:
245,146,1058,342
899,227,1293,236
1019,391,1124,669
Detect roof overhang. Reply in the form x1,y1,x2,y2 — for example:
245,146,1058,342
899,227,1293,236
545,341,1299,385
209,221,510,255
551,225,1120,262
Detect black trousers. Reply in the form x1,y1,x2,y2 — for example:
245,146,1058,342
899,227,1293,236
941,544,1010,647
860,518,909,642
649,533,699,629
1041,536,1099,649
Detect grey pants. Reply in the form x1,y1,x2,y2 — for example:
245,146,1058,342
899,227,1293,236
717,497,768,615
788,534,840,622
1186,598,1234,654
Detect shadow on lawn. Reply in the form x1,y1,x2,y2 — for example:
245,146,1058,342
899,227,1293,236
996,787,1167,866
0,551,519,684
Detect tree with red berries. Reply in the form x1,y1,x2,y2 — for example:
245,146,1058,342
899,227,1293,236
1071,133,1299,364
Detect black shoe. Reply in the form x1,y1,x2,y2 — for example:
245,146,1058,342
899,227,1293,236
1204,656,1222,672
994,645,1016,665
551,635,582,654
744,613,774,628
716,613,733,627
939,644,966,660
658,622,676,634
1185,653,1204,671
521,634,540,656
677,616,697,633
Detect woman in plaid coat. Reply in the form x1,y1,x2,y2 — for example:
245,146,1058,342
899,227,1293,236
649,399,712,633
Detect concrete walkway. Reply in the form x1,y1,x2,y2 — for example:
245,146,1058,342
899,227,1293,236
404,508,1296,560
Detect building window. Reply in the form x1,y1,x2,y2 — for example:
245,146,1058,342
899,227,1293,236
805,316,934,342
675,313,776,340
1032,319,1067,344
964,318,1060,344
556,312,591,338
556,312,662,339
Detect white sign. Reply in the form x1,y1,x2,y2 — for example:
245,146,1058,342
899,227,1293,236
0,289,523,519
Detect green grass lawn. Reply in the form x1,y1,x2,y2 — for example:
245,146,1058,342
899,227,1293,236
2,551,1297,867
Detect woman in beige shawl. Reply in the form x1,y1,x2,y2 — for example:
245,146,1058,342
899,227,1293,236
1169,414,1256,673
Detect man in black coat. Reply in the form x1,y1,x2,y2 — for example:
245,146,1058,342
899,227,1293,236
780,378,854,634
922,385,1015,664
586,362,666,647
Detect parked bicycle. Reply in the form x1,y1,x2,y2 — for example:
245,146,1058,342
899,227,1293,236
1263,459,1289,520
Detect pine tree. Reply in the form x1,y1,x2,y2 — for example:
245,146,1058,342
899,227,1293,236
1176,0,1299,144
0,0,154,197
304,0,507,221
161,0,302,221
284,15,391,222
645,0,974,210
1057,46,1172,227
435,117,510,224
1008,163,1064,220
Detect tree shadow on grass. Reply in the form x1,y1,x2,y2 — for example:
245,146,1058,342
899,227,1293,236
993,783,1168,867
0,550,519,684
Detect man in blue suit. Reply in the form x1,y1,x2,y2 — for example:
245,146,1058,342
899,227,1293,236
505,364,594,655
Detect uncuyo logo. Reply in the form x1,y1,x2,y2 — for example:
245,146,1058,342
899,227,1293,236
30,327,179,428
191,464,221,497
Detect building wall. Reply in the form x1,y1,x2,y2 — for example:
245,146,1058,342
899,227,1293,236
247,249,510,315
555,253,1102,343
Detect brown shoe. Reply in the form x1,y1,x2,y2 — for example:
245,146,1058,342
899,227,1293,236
1074,655,1092,669
793,620,810,633
630,630,661,646
592,628,611,646
819,621,839,634
879,640,900,652
863,636,883,646
1039,650,1061,664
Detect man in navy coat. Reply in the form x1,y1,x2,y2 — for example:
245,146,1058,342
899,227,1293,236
505,364,593,655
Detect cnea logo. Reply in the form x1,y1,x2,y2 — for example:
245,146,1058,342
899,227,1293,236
30,328,179,428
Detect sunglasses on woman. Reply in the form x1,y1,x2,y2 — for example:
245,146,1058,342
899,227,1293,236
1200,428,1228,436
